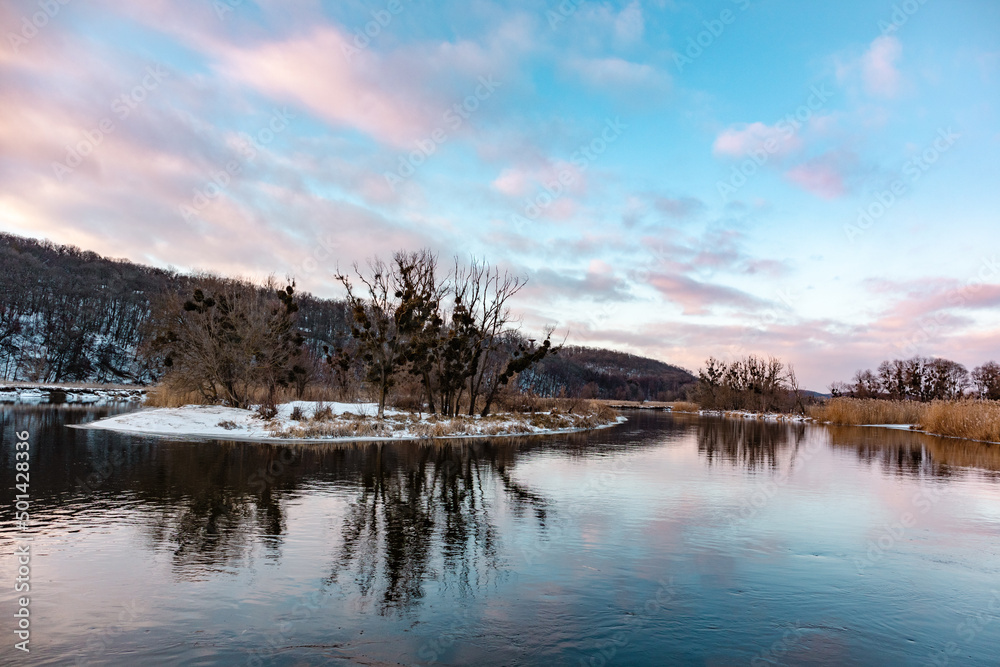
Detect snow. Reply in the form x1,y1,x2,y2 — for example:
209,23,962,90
0,384,145,404
77,401,627,442
697,409,813,423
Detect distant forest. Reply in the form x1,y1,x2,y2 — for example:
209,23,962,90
0,233,695,400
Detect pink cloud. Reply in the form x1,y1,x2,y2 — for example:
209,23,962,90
647,273,766,315
784,160,846,199
862,35,902,98
712,122,802,159
491,161,588,200
212,28,444,148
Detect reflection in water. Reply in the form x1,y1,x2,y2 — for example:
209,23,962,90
696,417,807,470
329,443,520,614
3,407,1000,665
827,424,1000,478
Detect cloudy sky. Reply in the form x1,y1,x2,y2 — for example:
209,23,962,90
2,0,998,389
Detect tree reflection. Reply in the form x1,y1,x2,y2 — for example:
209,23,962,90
329,441,526,614
826,425,1000,478
696,417,806,470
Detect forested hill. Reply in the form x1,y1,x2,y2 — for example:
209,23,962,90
523,346,696,402
0,233,694,398
0,233,347,384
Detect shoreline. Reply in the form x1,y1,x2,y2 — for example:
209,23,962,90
0,382,146,404
74,401,627,443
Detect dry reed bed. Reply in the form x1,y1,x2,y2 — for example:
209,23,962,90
810,398,1000,444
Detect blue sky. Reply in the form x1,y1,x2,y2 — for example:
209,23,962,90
1,0,998,388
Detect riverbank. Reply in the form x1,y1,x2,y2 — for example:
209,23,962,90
0,382,146,404
77,400,625,442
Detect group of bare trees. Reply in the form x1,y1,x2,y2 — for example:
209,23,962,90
695,355,804,413
335,251,557,418
146,277,306,410
832,357,1000,401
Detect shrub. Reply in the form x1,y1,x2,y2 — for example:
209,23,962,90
312,402,334,421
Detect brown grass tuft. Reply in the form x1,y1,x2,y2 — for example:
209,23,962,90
144,383,205,408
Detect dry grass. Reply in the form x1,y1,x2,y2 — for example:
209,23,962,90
144,383,206,408
808,398,924,425
811,398,1000,443
920,400,1000,443
144,381,357,409
668,401,701,413
266,402,620,440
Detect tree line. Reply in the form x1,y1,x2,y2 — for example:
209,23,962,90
695,355,806,413
831,357,1000,401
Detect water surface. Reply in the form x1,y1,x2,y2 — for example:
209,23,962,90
2,407,999,665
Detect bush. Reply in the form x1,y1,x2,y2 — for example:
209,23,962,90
312,402,333,421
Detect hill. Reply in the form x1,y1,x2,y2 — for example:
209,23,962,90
0,233,693,399
0,233,350,384
522,346,696,402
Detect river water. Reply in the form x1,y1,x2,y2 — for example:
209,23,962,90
1,405,999,665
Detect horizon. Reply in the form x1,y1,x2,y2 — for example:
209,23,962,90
2,0,998,390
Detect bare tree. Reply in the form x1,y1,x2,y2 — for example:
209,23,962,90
337,250,440,419
971,361,1000,400
148,276,302,408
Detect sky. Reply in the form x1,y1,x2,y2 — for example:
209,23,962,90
1,0,998,390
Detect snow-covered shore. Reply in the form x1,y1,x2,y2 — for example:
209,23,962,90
75,401,626,442
0,383,145,404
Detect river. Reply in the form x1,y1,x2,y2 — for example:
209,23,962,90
1,405,998,665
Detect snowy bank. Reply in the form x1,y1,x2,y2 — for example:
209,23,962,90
697,409,813,423
0,383,145,404
76,401,626,442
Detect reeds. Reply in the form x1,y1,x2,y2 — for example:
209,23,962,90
808,398,924,425
811,398,1000,443
920,400,1000,443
